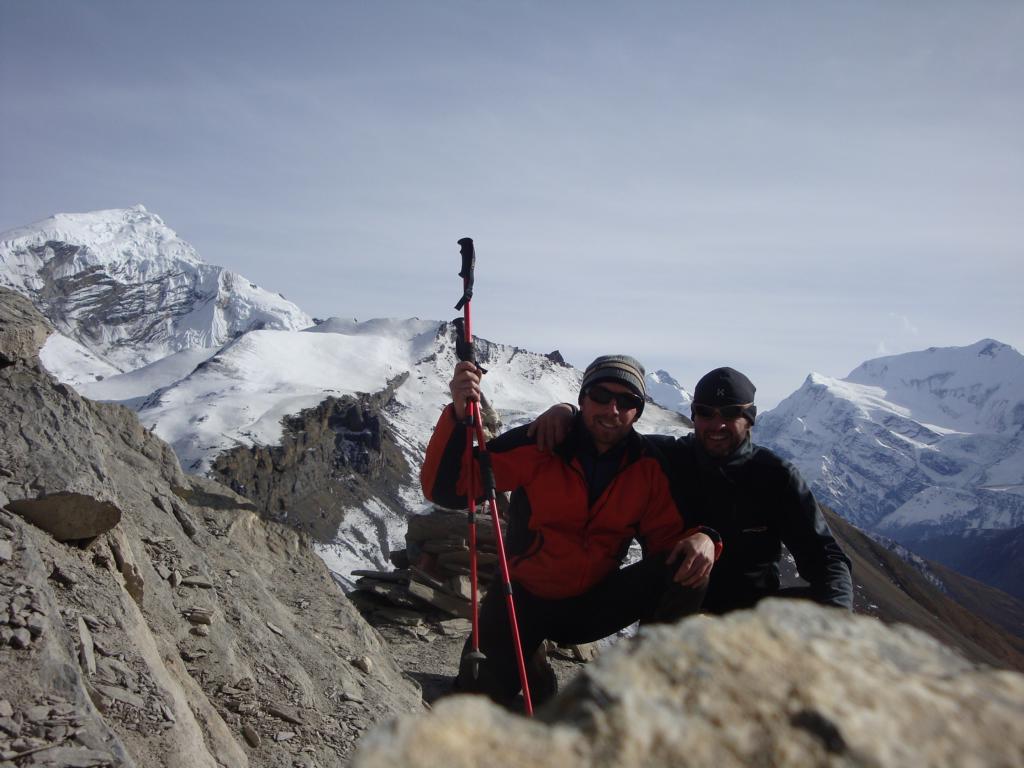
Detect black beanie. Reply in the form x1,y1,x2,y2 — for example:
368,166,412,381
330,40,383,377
693,367,757,423
579,354,646,416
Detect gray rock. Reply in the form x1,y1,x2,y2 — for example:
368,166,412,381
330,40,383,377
0,715,19,736
179,575,213,589
25,705,51,723
436,617,472,636
0,288,51,366
6,492,121,541
120,562,145,607
48,566,78,588
77,617,96,675
266,704,303,725
9,628,31,648
374,608,424,627
20,745,115,766
169,500,198,539
352,601,1024,768
0,539,12,562
407,579,471,618
91,683,146,711
242,724,261,748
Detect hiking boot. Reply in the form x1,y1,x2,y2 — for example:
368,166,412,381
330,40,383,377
526,645,558,706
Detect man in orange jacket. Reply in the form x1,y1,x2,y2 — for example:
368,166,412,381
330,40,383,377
421,354,721,707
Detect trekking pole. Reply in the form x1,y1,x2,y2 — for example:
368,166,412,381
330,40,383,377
454,237,534,716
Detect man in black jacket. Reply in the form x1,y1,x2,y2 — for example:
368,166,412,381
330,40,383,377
659,367,852,612
532,366,853,613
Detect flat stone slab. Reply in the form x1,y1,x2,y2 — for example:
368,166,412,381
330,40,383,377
6,492,122,541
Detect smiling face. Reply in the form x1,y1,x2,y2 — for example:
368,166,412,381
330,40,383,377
580,380,640,453
693,407,752,458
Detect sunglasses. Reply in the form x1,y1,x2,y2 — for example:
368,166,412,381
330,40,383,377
692,403,753,420
586,385,644,411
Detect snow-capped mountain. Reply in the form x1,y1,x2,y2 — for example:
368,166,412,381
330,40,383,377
756,341,1024,541
646,369,693,417
0,206,312,380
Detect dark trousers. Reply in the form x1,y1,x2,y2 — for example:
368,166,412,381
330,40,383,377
457,553,706,706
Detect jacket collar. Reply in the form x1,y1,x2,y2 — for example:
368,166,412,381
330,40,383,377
557,413,645,465
694,434,754,472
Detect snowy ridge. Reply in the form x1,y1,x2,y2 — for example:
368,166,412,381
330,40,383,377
756,342,1024,539
116,316,692,475
0,206,312,373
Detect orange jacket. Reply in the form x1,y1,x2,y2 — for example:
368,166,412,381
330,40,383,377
421,405,715,599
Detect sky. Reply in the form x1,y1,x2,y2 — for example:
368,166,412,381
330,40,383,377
2,1,1022,408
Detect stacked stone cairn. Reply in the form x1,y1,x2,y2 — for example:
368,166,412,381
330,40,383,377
349,507,597,663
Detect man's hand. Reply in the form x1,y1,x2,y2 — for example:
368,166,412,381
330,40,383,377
667,532,715,587
527,403,575,452
450,361,482,420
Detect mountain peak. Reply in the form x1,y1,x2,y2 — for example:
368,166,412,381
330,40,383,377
645,369,693,415
0,207,312,377
843,339,1024,434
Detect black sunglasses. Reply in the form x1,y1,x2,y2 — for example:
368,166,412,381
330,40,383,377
692,403,752,420
586,385,643,411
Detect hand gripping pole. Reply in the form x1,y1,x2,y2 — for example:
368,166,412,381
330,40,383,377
454,237,533,715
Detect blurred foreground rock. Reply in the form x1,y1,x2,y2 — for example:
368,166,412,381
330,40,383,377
353,600,1024,768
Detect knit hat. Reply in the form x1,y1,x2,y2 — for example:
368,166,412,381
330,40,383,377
579,354,647,416
692,367,757,424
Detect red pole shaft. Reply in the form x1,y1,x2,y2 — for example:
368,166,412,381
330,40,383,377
463,285,481,656
462,298,533,716
470,413,534,716
464,432,480,653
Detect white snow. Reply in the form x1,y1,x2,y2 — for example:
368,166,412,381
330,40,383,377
76,346,222,403
39,332,121,385
314,496,410,590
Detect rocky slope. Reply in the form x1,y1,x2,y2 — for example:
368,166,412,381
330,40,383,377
352,600,1024,768
208,384,415,583
907,524,1024,601
820,511,1024,668
0,287,421,766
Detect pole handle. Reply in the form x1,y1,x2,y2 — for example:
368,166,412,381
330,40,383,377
455,237,475,310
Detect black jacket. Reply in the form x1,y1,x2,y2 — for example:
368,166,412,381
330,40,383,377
650,434,853,613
